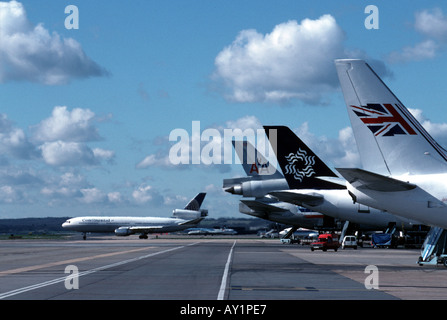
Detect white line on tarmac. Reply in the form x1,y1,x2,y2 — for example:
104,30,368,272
217,240,236,300
0,243,198,300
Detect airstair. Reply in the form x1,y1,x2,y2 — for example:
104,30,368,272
418,226,447,267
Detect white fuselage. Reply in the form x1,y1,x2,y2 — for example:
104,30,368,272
292,189,421,230
346,173,447,229
62,216,186,233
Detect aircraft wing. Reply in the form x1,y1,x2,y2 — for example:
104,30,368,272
116,217,205,236
127,226,165,233
336,168,416,192
240,199,290,213
269,190,324,206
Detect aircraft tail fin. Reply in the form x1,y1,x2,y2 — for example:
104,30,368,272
232,140,283,179
263,125,344,190
184,193,206,210
335,59,447,175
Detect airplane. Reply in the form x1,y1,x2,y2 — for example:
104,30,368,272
223,140,328,230
279,227,319,239
62,193,208,239
334,59,447,230
223,140,288,197
263,125,423,232
186,227,237,235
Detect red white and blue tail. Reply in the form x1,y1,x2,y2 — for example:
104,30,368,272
335,59,447,175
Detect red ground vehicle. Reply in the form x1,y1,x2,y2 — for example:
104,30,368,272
310,234,340,252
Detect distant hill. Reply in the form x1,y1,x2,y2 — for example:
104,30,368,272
0,217,69,234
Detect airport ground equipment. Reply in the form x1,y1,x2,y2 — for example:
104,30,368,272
418,227,447,267
310,233,339,252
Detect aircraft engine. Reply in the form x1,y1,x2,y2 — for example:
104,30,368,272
172,209,208,219
114,227,132,236
224,179,288,198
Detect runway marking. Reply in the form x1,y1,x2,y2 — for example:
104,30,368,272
0,243,198,299
0,246,156,277
217,240,236,300
231,286,318,292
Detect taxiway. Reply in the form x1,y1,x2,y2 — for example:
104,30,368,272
0,236,446,300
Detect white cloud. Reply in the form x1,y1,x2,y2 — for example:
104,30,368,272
93,148,115,163
415,8,447,41
31,106,100,142
388,40,438,63
132,184,163,205
39,141,96,166
136,116,263,170
0,1,108,85
294,122,360,168
213,15,349,104
409,108,447,146
79,188,107,204
388,8,447,63
0,114,36,159
136,154,174,169
30,106,115,167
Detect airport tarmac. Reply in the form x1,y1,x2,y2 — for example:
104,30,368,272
0,236,446,302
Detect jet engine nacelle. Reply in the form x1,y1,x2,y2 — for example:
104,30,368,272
115,227,132,236
225,178,289,198
172,209,208,219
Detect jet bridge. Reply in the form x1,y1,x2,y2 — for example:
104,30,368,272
418,227,447,267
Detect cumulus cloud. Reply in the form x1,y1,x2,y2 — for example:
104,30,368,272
0,114,37,159
136,116,263,170
132,184,164,205
294,122,360,169
388,8,447,63
212,15,389,105
30,106,115,167
39,141,96,166
414,8,447,41
213,15,346,104
0,1,108,85
31,106,100,142
409,108,447,146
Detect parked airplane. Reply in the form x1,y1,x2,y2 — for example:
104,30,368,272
335,59,447,229
223,140,327,229
223,140,288,197
186,227,237,235
263,125,422,231
62,193,208,239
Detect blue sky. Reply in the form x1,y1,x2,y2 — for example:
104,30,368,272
0,0,447,218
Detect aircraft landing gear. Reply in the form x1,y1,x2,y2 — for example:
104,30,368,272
139,234,148,239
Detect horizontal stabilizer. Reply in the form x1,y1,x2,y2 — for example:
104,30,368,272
269,190,324,206
335,168,416,192
240,199,289,213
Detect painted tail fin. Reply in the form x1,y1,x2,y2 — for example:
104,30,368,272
335,59,447,175
232,140,283,179
184,193,206,210
263,126,344,190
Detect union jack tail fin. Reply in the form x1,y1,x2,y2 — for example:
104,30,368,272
335,59,447,175
263,126,344,190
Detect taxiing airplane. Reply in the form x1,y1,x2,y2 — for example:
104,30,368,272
334,59,447,229
62,193,208,239
263,125,422,231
